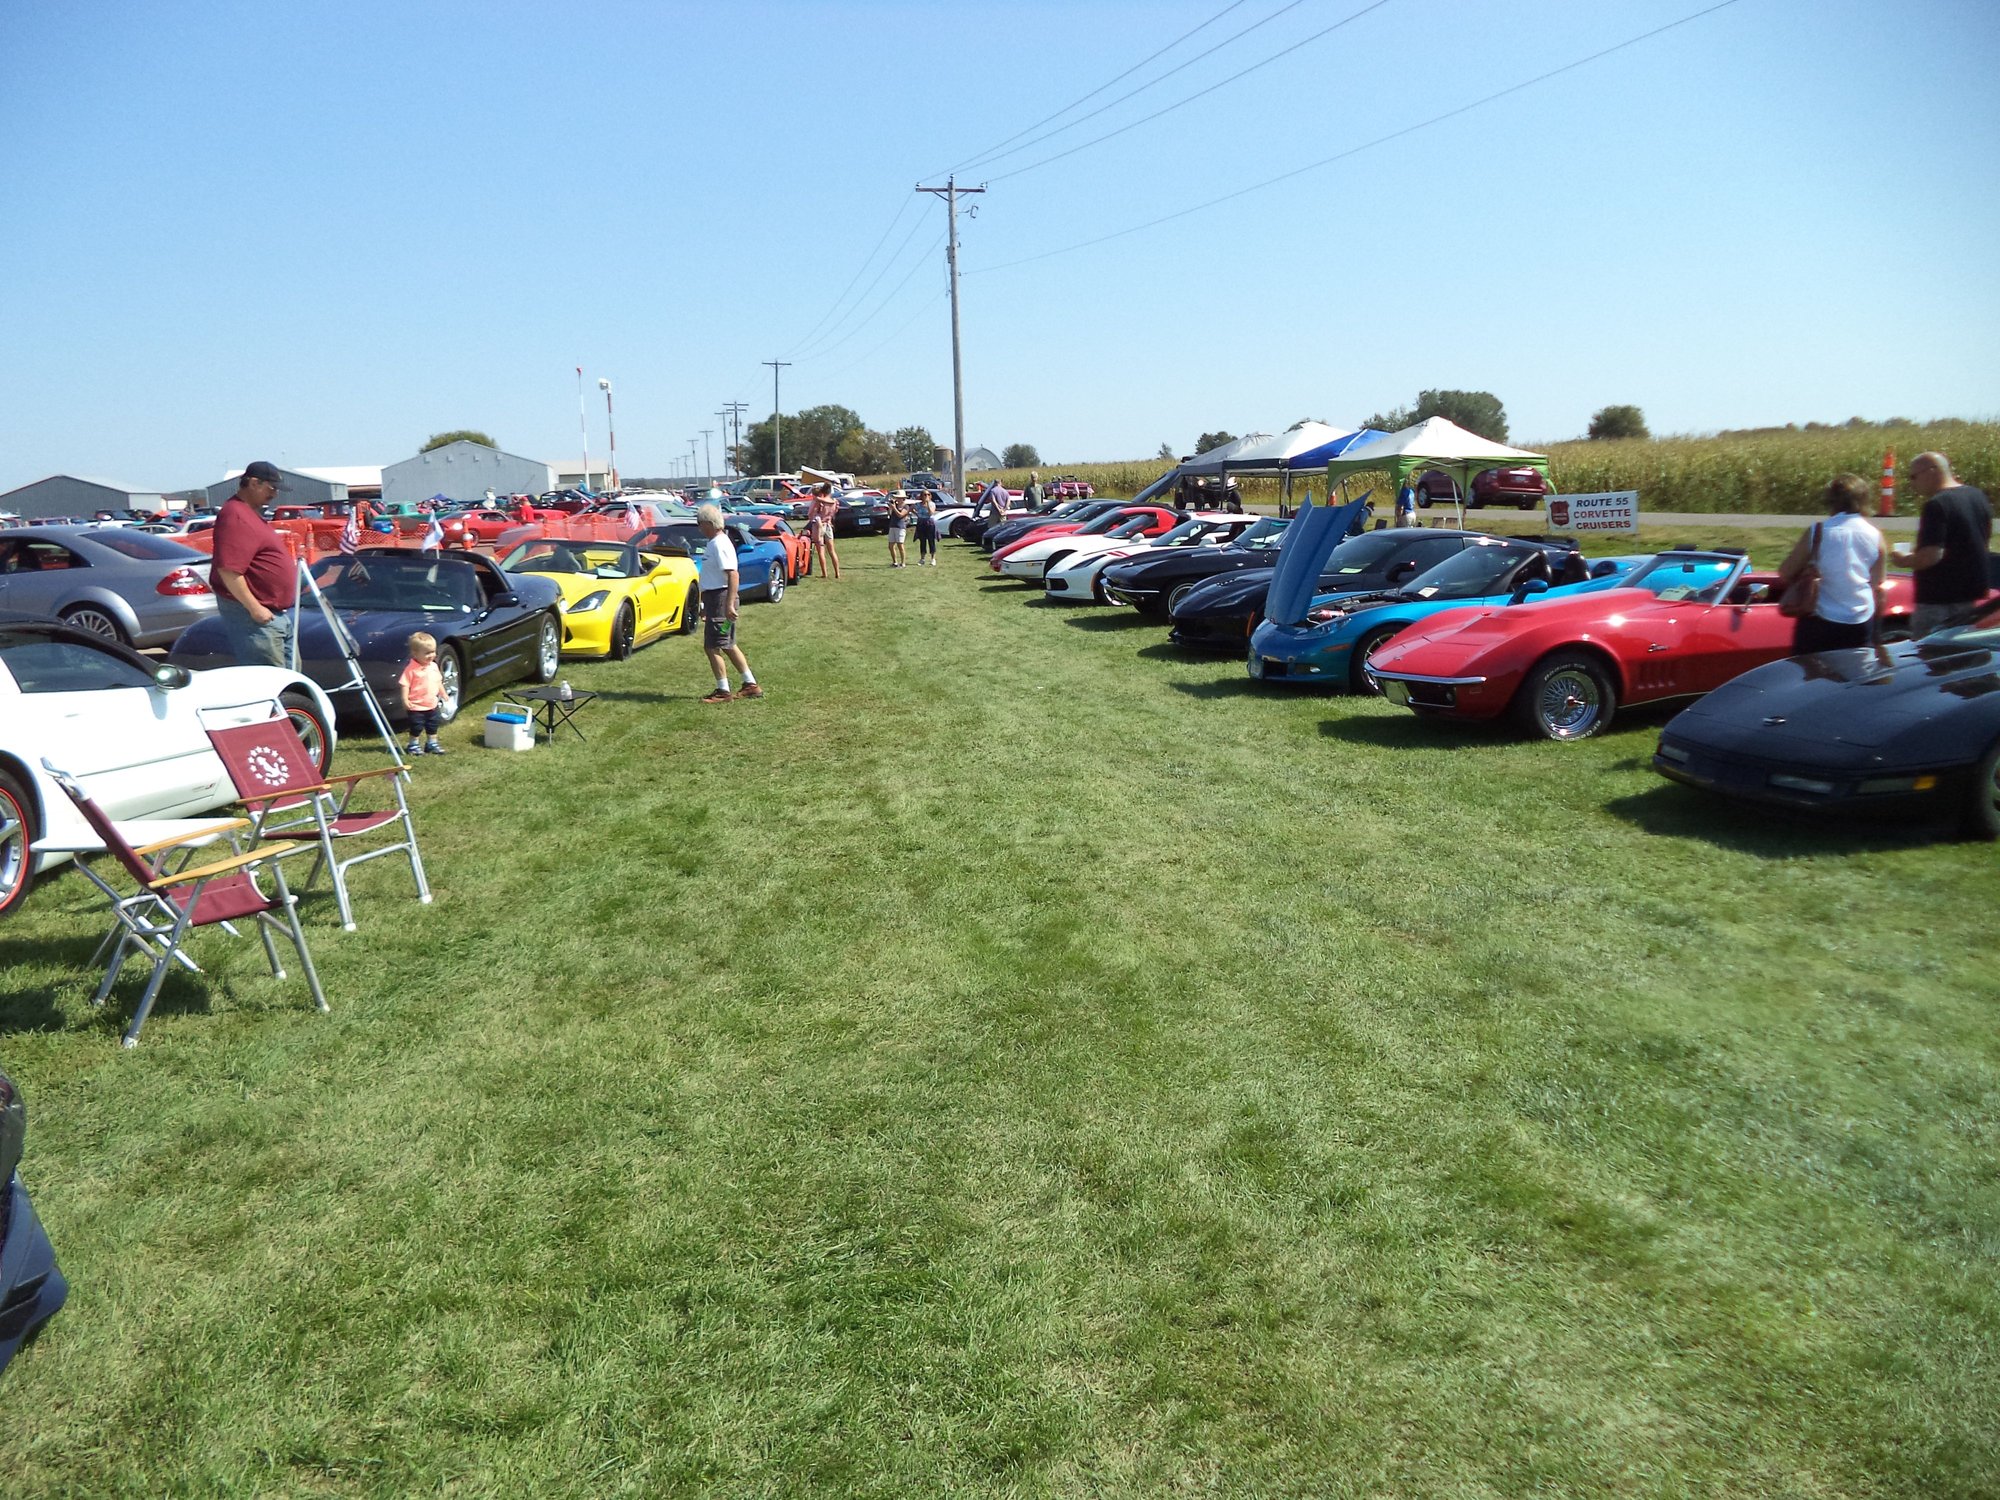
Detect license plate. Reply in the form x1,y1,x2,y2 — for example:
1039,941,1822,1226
1379,679,1411,706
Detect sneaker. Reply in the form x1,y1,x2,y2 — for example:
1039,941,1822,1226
426,740,446,756
404,741,422,755
700,688,734,704
738,683,765,700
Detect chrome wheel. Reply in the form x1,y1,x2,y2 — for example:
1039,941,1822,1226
436,649,464,724
62,605,126,643
766,569,785,604
534,615,561,681
0,771,34,919
1515,652,1616,741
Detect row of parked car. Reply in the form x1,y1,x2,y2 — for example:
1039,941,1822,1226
955,495,2000,840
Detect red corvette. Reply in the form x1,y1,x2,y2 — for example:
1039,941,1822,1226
989,504,1181,571
736,513,812,582
1368,549,1918,740
440,508,526,547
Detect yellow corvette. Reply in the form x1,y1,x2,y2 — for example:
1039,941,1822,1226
499,539,702,658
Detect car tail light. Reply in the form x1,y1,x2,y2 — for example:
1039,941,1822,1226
156,567,212,596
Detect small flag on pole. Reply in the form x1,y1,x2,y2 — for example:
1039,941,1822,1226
338,506,360,554
422,514,444,552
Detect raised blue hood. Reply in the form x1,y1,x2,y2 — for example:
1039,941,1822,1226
1264,498,1368,626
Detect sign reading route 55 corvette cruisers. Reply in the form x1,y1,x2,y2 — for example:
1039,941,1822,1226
1546,490,1639,533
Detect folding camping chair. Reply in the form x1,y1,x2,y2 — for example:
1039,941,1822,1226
39,763,327,1049
204,711,431,932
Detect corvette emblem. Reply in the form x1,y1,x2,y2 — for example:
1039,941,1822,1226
1762,716,1787,727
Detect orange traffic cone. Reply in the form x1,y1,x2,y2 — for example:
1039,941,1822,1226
1879,449,1896,517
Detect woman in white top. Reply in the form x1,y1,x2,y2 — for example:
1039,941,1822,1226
1776,473,1886,653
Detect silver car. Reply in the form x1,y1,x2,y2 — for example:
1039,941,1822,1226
0,526,219,648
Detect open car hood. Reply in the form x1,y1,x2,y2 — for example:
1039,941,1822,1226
1265,498,1368,627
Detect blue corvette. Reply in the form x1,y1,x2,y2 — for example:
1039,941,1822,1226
1249,534,1643,692
630,520,789,604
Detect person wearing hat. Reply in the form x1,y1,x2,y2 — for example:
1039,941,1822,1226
210,460,300,667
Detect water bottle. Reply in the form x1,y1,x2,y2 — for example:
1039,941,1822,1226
559,680,572,701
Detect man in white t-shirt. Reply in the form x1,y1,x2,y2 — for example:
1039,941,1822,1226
696,503,762,703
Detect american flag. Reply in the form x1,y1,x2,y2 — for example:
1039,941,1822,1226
338,506,360,554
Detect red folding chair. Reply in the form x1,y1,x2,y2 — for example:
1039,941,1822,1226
204,711,430,931
39,762,327,1049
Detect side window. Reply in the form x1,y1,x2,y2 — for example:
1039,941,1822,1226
18,542,84,572
0,633,156,693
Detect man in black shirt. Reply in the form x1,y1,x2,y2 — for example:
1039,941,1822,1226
1894,451,1992,635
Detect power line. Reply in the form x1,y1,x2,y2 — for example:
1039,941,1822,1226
990,0,1394,184
789,212,934,362
953,0,1314,178
971,0,1745,275
939,0,1257,177
781,196,918,357
796,232,947,365
818,289,951,382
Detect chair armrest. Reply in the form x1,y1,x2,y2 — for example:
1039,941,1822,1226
328,766,405,785
130,818,252,857
234,784,338,808
149,841,301,890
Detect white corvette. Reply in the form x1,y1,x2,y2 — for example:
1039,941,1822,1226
1013,513,1252,595
0,613,339,918
1040,514,1260,603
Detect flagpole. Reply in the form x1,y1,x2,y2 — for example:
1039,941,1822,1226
577,365,590,491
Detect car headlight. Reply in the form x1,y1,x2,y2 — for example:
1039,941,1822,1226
567,590,609,614
1655,741,1691,764
1304,606,1345,626
1856,774,1938,794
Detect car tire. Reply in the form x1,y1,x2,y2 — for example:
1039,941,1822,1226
679,583,701,634
1349,624,1404,695
765,569,785,605
0,768,38,921
610,604,636,661
1963,737,2000,841
1417,495,1432,510
532,614,561,683
1513,650,1617,740
1518,498,1538,511
280,690,333,775
60,603,128,644
1168,582,1197,614
435,647,466,725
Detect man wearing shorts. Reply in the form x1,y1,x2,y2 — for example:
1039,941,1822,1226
697,503,762,704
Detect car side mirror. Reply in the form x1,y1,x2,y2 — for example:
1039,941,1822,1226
1509,577,1551,604
495,591,520,609
1388,559,1420,582
152,663,191,690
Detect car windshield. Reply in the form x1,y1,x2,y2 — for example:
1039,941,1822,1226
83,529,204,561
1322,531,1418,575
314,554,484,611
1105,517,1153,539
1617,552,1742,603
1402,543,1540,600
1234,517,1289,550
1077,511,1137,536
1153,520,1208,545
504,542,643,578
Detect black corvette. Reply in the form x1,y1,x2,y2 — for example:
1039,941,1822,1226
977,499,1122,552
171,548,563,726
833,497,889,538
1102,515,1291,615
1652,600,2000,837
1166,528,1492,650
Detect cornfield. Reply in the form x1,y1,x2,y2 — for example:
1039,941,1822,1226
868,420,1999,514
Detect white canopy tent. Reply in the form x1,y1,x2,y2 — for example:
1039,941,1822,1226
1323,417,1551,522
1178,424,1353,475
1172,432,1278,476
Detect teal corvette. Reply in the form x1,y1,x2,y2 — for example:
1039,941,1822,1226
1248,536,1645,692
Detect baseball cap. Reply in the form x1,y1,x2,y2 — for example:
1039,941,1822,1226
242,461,288,489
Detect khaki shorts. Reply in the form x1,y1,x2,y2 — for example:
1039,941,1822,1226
701,590,735,650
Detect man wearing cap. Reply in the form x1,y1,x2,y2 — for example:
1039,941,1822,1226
210,461,300,667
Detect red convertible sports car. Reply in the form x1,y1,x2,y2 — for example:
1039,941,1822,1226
1367,548,1918,740
988,504,1181,571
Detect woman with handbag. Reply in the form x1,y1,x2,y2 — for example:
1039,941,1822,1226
1776,473,1886,653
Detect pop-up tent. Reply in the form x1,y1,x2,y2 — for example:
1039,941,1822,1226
1322,417,1550,509
1173,432,1278,476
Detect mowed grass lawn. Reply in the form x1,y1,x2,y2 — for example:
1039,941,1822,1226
2,533,1996,1497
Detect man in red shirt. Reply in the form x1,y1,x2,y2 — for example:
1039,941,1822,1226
210,461,300,666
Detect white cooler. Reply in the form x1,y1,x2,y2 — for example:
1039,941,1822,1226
483,703,533,751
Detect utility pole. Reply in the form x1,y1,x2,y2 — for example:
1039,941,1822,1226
915,174,985,505
762,362,791,476
689,439,701,484
700,429,714,483
598,378,617,489
721,401,748,477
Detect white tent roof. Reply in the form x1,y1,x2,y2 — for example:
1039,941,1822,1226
1176,431,1278,476
1186,422,1357,475
1332,416,1544,467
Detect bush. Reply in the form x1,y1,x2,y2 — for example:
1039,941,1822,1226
1588,405,1650,441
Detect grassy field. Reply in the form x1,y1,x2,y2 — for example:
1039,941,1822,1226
883,419,2000,516
2,534,1996,1496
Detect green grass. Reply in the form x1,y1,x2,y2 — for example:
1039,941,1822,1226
2,539,1997,1496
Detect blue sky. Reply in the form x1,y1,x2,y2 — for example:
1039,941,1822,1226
1,0,1995,490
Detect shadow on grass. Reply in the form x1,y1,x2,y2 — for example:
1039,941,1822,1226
1065,611,1161,632
578,689,683,706
0,931,210,1037
1606,784,1957,857
1169,677,1284,700
1137,642,1227,664
1317,712,1508,748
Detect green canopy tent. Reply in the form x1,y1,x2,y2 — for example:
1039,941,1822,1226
1322,417,1552,524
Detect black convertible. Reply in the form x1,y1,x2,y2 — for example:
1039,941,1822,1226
170,548,563,726
1652,598,2000,838
1165,528,1493,649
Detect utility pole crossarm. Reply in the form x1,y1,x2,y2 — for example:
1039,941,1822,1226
915,176,986,506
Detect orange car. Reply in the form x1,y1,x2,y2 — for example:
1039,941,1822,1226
735,513,811,583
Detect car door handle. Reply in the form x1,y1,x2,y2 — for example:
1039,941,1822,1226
1647,644,1668,652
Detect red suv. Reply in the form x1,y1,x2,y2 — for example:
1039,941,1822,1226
1469,466,1550,510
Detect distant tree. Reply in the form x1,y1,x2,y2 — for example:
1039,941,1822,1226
1288,417,1326,431
1156,441,1176,461
835,427,898,476
1195,431,1236,454
1002,443,1040,468
1587,404,1650,441
892,425,937,471
423,429,498,451
739,404,869,475
1360,390,1509,443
